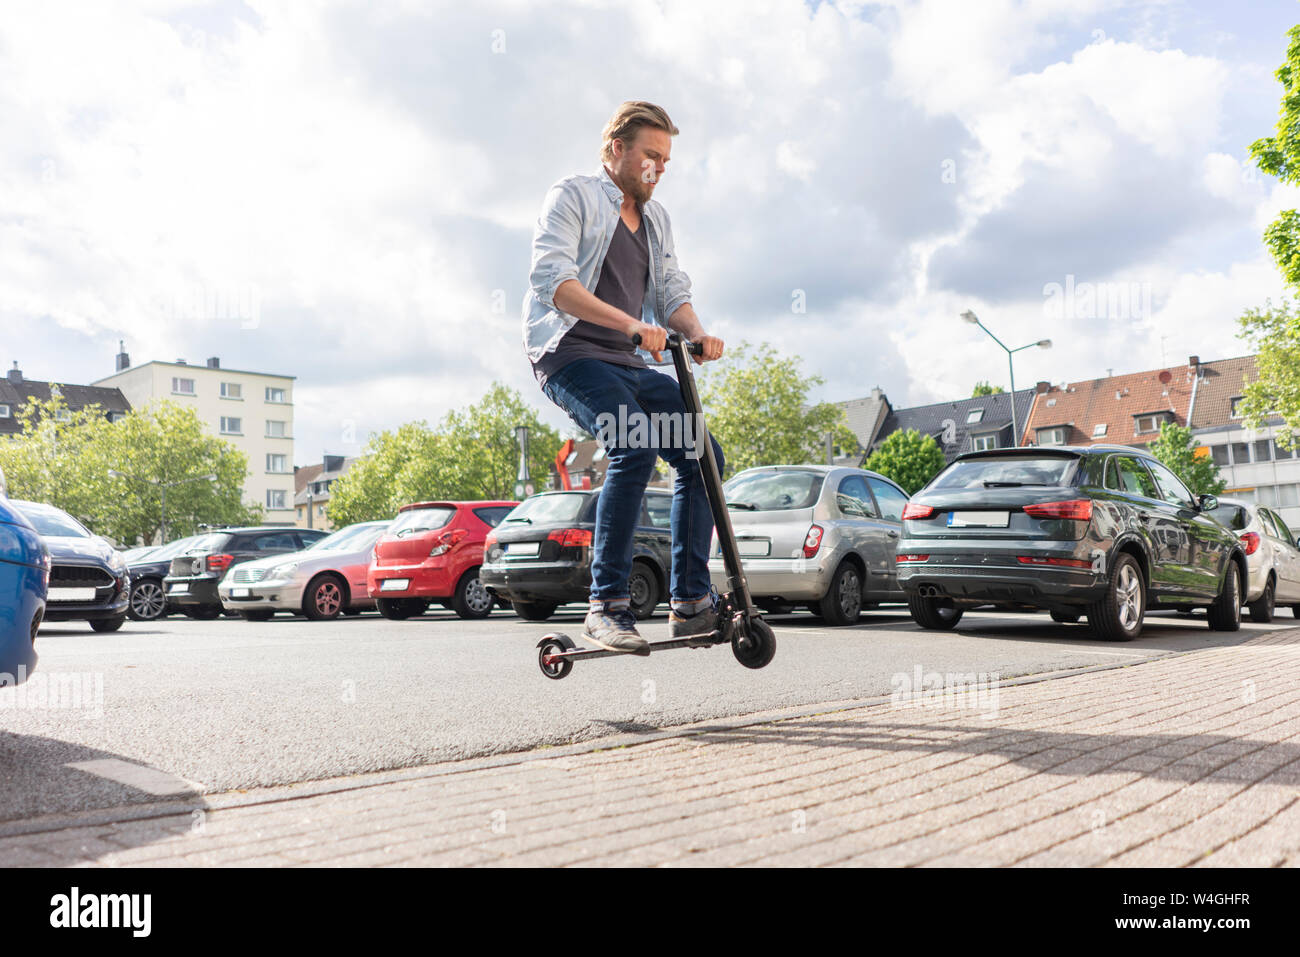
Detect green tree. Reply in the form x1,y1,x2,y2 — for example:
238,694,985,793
864,429,947,495
326,384,562,526
972,380,1005,396
1237,300,1300,449
698,342,858,476
1249,25,1300,289
1147,422,1227,497
0,396,258,543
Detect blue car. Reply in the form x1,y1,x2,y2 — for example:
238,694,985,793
0,468,47,686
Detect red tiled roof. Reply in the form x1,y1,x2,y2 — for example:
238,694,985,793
1020,362,1198,447
1187,355,1258,430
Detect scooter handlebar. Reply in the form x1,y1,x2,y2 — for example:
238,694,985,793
632,331,704,356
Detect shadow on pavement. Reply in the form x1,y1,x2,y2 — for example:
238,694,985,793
0,733,205,865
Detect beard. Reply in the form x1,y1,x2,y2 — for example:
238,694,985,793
611,162,656,204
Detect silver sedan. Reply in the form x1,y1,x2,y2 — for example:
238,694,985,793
1211,497,1300,622
708,465,910,625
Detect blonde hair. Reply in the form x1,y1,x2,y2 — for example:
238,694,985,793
600,101,679,163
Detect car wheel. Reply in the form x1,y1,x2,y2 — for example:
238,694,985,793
451,568,494,620
818,560,863,626
1086,552,1144,642
907,594,963,630
1050,609,1081,624
241,610,274,622
1207,562,1242,632
128,578,168,621
513,600,559,621
303,574,346,621
628,561,660,620
1247,577,1275,624
90,615,126,633
189,604,222,621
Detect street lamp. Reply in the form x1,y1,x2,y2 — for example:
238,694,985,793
109,470,217,543
961,310,1052,448
513,425,531,500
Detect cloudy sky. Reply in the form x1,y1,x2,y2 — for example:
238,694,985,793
3,0,1299,465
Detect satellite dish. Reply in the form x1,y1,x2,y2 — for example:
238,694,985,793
1158,370,1172,384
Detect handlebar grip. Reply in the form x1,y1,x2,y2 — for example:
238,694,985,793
632,332,704,356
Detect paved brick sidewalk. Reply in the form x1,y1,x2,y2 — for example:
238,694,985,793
4,628,1300,867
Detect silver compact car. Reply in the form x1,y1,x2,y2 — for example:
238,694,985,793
1211,497,1300,622
218,520,392,621
707,465,910,625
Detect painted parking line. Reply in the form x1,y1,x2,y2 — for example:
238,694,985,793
65,760,197,796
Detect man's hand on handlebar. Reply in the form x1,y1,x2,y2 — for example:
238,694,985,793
630,321,667,362
691,335,724,364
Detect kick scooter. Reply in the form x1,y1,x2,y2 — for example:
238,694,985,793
536,332,777,679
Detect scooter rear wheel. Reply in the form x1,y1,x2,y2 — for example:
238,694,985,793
732,617,776,670
537,634,575,680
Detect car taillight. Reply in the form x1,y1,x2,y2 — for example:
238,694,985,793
1016,556,1093,569
803,525,823,558
1239,532,1261,556
548,528,593,548
1022,500,1093,521
430,528,467,557
896,554,929,563
902,503,935,520
484,533,498,551
206,554,234,574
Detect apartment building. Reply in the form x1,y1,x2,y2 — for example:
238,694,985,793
93,345,296,524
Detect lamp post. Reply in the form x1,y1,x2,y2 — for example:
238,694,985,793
110,470,217,543
961,310,1052,447
513,425,531,500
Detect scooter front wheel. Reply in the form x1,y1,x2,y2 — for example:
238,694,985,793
732,617,776,670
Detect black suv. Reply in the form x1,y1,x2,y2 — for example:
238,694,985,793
164,526,329,619
480,489,673,621
897,446,1247,641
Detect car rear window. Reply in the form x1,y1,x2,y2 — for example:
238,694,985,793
390,507,456,536
1214,505,1250,532
930,455,1078,491
473,506,515,528
724,470,824,510
501,494,588,525
187,533,231,552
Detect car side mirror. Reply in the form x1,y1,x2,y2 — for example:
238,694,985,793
1197,494,1218,512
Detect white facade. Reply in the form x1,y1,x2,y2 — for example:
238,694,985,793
1195,421,1300,534
93,360,296,524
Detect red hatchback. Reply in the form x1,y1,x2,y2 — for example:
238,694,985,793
367,500,517,620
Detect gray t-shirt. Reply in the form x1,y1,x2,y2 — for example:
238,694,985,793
533,216,649,387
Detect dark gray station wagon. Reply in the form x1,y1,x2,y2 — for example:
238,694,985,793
897,446,1247,640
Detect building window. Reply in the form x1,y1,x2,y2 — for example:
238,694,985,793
1037,427,1067,446
106,411,124,423
266,420,288,438
1231,442,1251,466
1276,438,1297,460
266,489,288,509
266,387,288,403
1210,444,1230,467
1254,439,1273,463
1092,423,1107,437
220,416,242,435
966,408,984,424
1230,396,1244,418
266,453,288,473
0,404,9,418
54,409,71,423
172,377,195,395
971,433,998,451
1134,414,1167,434
220,382,242,399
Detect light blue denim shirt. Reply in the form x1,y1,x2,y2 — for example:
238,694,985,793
522,168,692,365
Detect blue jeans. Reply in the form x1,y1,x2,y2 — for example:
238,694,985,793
542,359,725,604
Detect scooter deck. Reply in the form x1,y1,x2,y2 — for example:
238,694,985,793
544,632,725,665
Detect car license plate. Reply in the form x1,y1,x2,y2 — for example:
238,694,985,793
380,579,410,591
505,542,540,558
232,588,250,598
948,511,1010,528
736,539,770,556
169,583,189,594
50,587,97,602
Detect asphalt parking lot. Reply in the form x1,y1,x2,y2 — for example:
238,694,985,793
1,603,1294,828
